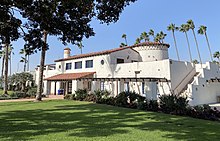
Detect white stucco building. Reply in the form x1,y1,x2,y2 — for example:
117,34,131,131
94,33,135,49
35,42,220,106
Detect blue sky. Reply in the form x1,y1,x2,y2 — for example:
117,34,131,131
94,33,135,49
5,0,220,73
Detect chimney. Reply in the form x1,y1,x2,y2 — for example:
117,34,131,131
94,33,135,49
64,47,71,58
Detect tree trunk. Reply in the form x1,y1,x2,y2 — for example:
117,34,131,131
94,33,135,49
205,33,213,62
1,55,5,78
10,52,12,76
36,30,48,101
192,29,202,68
172,31,180,61
24,54,27,72
125,38,128,46
3,38,10,95
27,55,29,71
185,32,192,63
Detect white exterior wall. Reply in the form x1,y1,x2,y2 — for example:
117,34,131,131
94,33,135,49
35,44,220,106
169,60,195,94
186,62,220,105
132,45,168,62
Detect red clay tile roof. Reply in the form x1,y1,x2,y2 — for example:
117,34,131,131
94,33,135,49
55,46,134,62
130,42,170,48
55,42,170,62
44,72,96,81
64,47,71,50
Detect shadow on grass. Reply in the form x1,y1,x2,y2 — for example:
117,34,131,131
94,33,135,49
0,101,220,140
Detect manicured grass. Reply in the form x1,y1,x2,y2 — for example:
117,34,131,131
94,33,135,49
0,100,220,141
0,90,14,95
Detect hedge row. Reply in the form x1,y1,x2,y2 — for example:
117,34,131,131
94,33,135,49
65,89,220,121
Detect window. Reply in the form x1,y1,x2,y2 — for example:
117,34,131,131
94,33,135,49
142,82,145,94
86,60,93,68
66,63,72,70
101,60,104,65
68,81,72,94
124,82,129,92
117,58,124,64
75,61,82,69
132,60,138,63
100,81,104,91
88,81,92,91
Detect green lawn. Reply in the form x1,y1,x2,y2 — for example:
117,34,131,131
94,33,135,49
0,90,14,95
0,100,219,141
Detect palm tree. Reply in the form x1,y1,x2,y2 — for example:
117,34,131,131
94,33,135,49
20,57,28,72
167,23,180,61
179,24,193,62
159,31,167,43
140,32,150,42
213,51,220,64
198,25,213,61
76,42,84,54
19,49,28,72
148,29,155,41
0,47,5,78
1,45,14,76
135,38,141,45
3,42,9,94
120,43,126,47
154,33,161,43
192,59,199,64
187,19,202,67
8,45,14,75
122,34,128,45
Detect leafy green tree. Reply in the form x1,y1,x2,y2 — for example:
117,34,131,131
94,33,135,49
179,24,192,62
198,25,213,61
167,23,180,61
122,34,128,45
10,72,33,92
213,51,220,64
15,0,137,101
187,19,202,66
0,2,22,94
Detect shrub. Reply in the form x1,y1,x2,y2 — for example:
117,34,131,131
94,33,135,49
0,94,10,100
115,92,128,107
137,101,148,110
74,89,87,101
105,97,116,105
159,94,188,115
64,94,76,100
159,94,176,113
27,87,37,98
84,93,97,102
147,100,159,112
128,91,138,104
14,91,27,98
94,90,111,103
64,94,71,100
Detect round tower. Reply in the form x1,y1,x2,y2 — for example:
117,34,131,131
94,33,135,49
132,42,170,62
64,47,71,58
